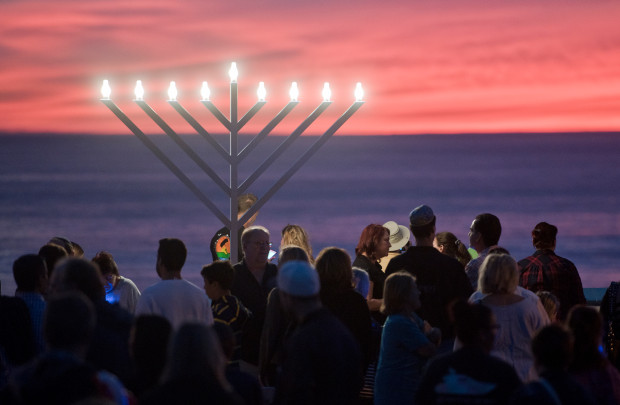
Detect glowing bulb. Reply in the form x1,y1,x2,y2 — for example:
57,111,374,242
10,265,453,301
355,82,364,102
322,82,331,102
134,80,144,100
201,82,211,101
257,82,266,101
101,80,111,99
289,82,299,102
168,81,178,101
229,62,238,83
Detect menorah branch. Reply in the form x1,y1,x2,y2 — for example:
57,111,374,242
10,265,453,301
100,65,363,262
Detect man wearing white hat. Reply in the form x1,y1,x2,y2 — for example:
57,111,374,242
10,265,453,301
275,261,362,405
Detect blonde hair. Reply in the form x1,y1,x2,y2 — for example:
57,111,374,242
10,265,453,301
537,290,559,321
281,224,313,263
381,271,417,315
478,254,518,294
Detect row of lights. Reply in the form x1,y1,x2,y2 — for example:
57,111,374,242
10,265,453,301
101,63,364,103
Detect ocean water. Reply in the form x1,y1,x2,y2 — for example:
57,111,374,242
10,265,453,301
1,133,619,295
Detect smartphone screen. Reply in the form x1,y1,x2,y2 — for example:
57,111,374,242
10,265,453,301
268,249,277,261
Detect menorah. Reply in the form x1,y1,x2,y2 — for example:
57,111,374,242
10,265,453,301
100,62,364,261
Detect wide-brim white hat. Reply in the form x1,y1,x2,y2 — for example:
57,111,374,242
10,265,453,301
383,221,410,251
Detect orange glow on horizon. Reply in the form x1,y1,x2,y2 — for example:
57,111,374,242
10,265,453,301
1,0,620,135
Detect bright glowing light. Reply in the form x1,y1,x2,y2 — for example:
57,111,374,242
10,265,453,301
101,80,111,99
168,81,178,101
229,62,238,83
257,82,266,101
201,82,211,101
134,80,144,100
355,82,364,102
289,82,299,102
322,82,331,102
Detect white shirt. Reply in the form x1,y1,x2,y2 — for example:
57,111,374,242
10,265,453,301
135,279,213,330
469,286,550,323
106,276,141,314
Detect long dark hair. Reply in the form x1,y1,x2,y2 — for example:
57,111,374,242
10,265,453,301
436,232,471,267
315,247,353,293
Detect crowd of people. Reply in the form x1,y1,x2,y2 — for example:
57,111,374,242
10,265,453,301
2,195,620,405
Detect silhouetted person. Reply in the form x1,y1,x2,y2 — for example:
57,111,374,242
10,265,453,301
259,246,309,386
9,292,130,405
567,306,620,405
518,222,586,321
13,254,48,353
38,243,67,277
510,324,597,405
0,296,36,392
49,258,134,383
213,322,264,405
274,261,362,405
386,205,473,350
465,213,502,289
141,323,242,405
127,314,172,398
417,301,522,404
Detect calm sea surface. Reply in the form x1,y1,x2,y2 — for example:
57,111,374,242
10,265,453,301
1,133,619,295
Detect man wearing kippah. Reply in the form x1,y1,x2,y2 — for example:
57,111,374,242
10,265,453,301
386,205,473,353
275,261,362,405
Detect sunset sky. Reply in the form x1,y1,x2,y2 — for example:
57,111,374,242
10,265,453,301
1,0,620,135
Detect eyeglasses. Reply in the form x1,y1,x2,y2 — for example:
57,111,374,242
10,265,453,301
251,241,272,249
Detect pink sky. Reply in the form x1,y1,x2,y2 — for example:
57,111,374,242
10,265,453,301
1,0,620,135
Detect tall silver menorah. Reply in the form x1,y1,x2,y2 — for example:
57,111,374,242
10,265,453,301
100,62,364,261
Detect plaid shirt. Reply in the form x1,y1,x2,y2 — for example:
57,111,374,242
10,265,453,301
518,249,586,321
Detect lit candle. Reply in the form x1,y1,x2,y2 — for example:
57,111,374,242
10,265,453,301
322,82,331,102
257,82,266,101
355,82,364,102
201,81,211,101
229,62,238,83
168,81,178,101
101,80,111,99
134,80,144,100
289,82,299,102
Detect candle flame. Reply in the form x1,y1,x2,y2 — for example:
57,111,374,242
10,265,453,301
101,80,111,99
257,82,266,101
168,81,178,101
355,82,364,102
229,62,238,83
322,82,331,102
201,82,210,101
289,82,299,102
134,80,144,100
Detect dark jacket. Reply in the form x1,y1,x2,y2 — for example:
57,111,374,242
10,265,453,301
231,260,278,366
275,308,362,405
385,246,473,340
